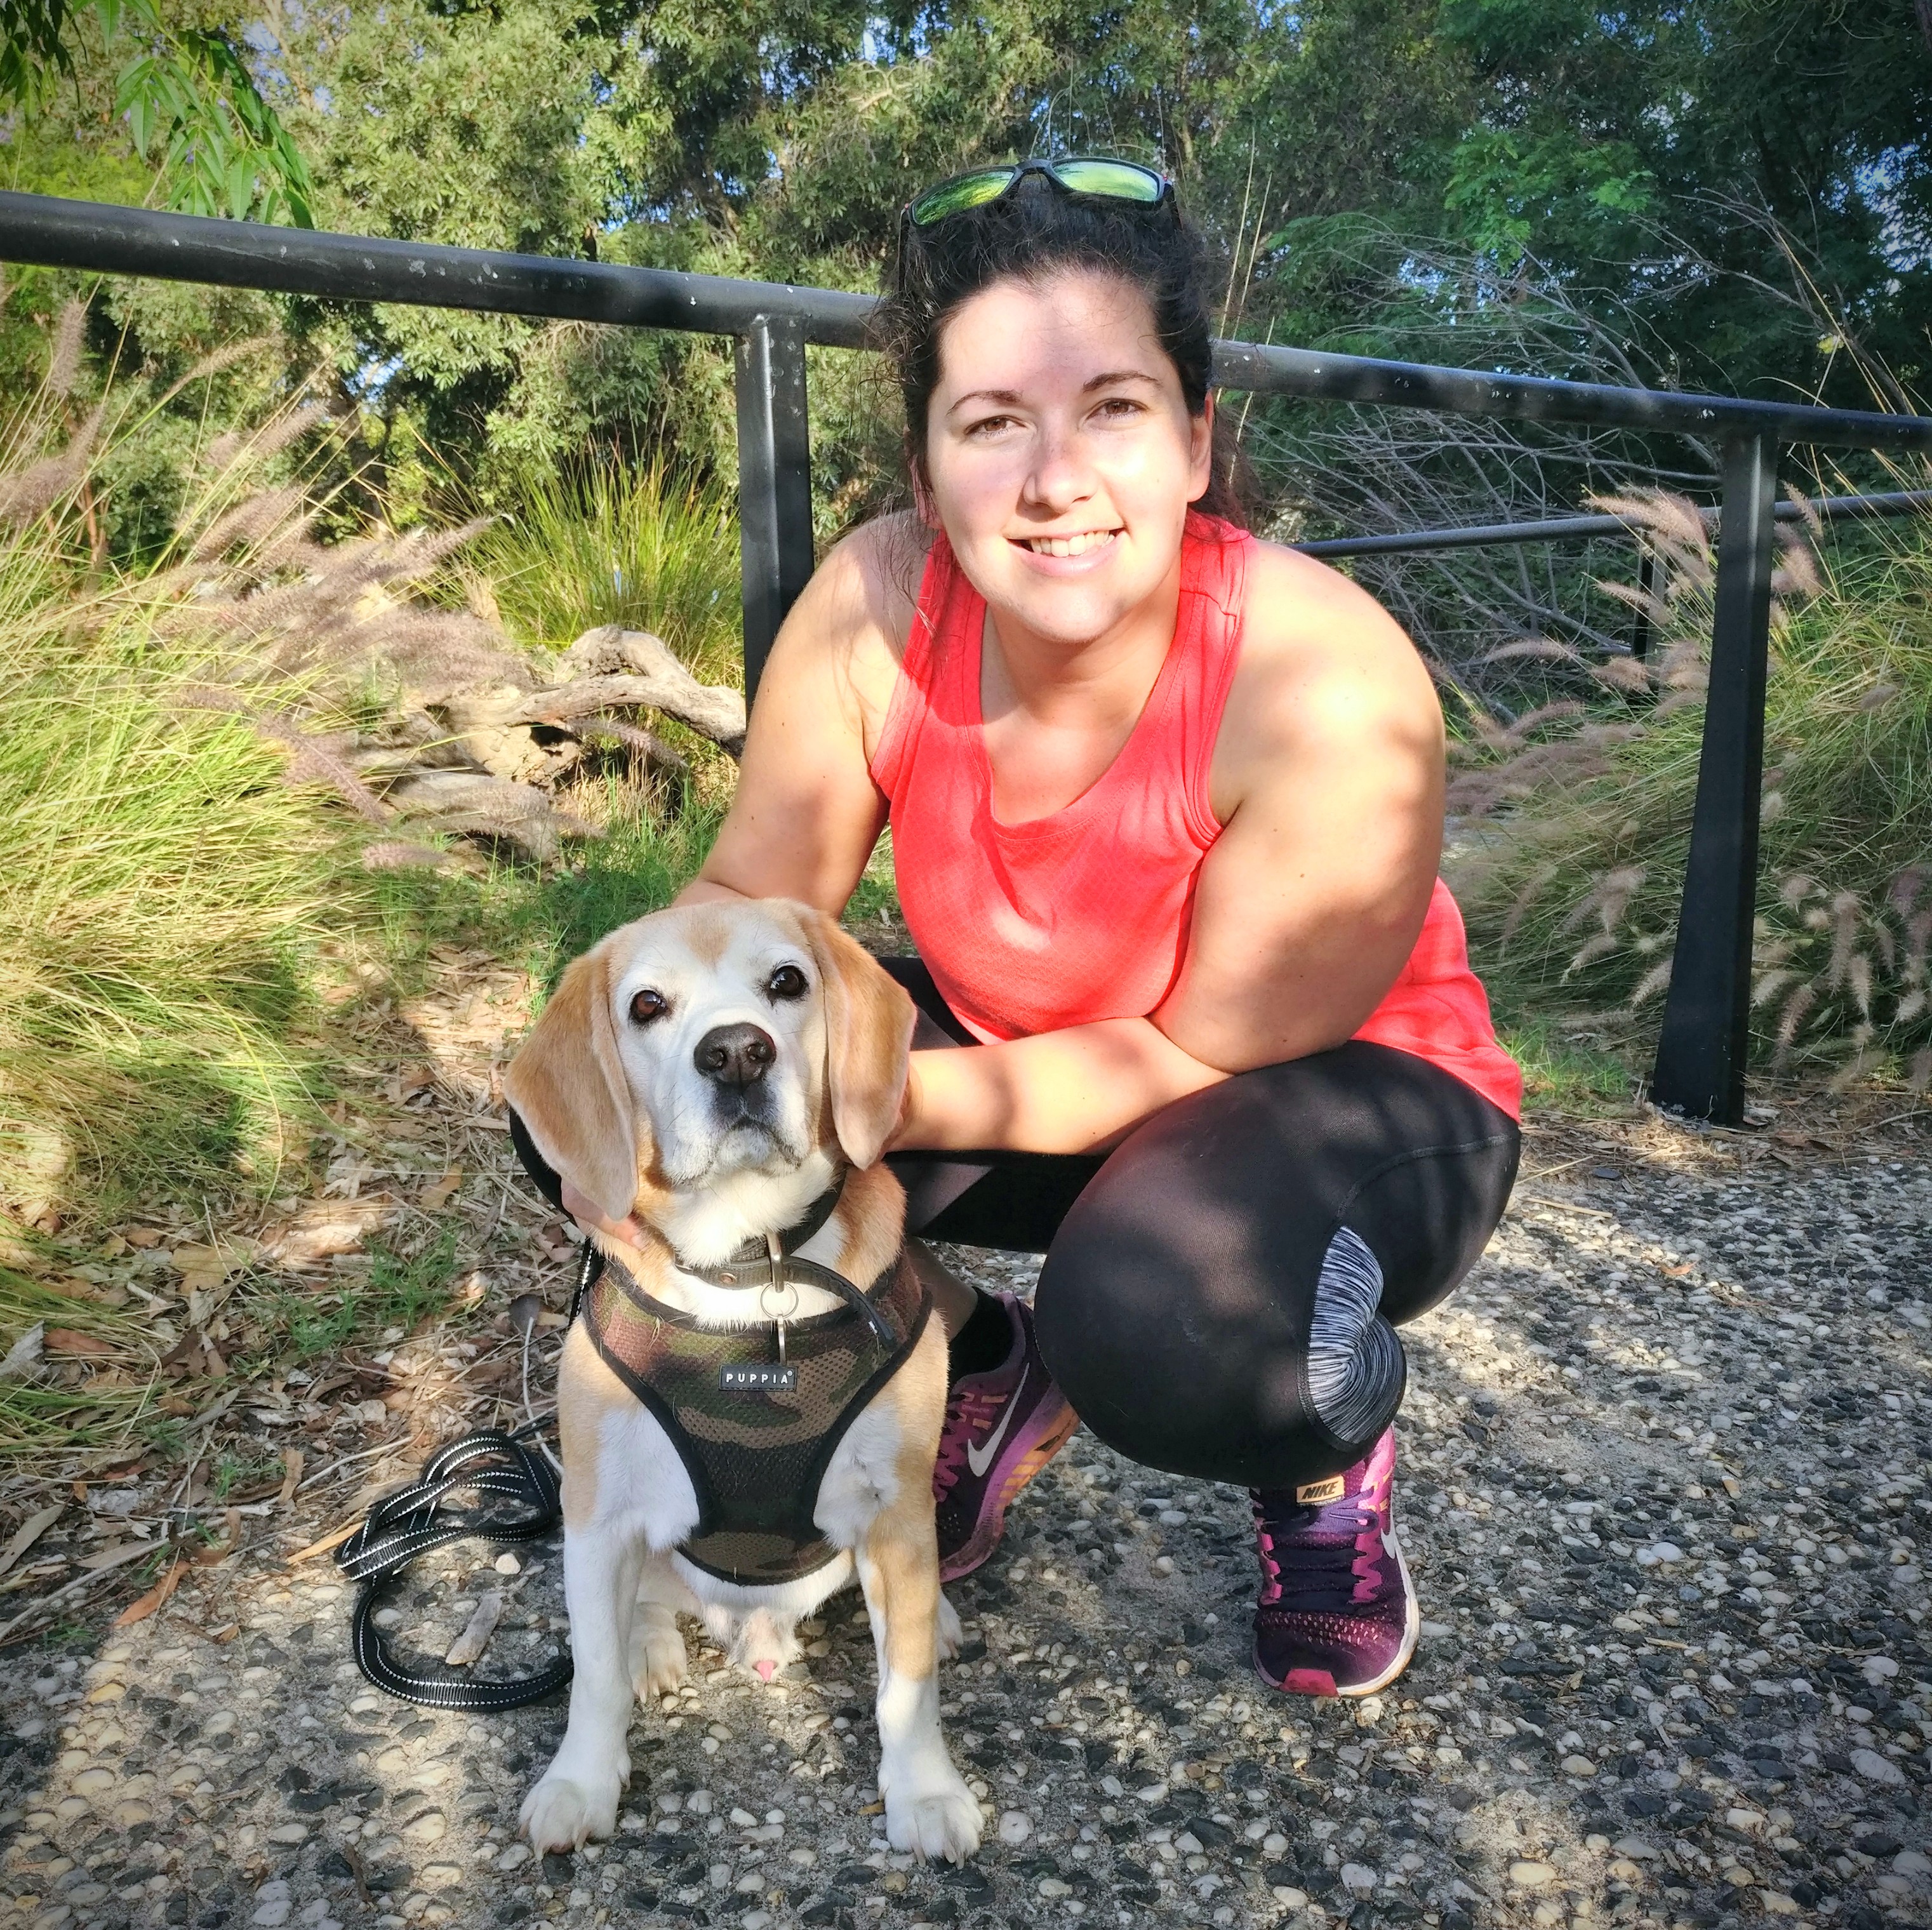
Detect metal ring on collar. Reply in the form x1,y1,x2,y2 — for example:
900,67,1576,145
759,1279,801,1322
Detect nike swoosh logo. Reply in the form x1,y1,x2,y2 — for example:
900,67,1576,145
965,1399,1017,1479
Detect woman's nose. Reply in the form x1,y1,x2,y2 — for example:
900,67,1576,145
1022,427,1095,510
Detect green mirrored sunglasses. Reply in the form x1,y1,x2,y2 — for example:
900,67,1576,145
905,156,1173,229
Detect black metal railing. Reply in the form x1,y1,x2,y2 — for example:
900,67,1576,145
7,189,1931,1128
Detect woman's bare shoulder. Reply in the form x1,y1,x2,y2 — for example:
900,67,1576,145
1209,533,1441,808
809,510,933,664
766,510,931,749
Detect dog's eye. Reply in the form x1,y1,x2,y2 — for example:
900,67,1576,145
629,988,669,1025
767,964,809,1002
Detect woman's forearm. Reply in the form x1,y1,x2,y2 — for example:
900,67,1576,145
892,1016,1227,1155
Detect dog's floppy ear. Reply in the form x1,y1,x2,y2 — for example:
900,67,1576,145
797,905,916,1169
503,940,644,1223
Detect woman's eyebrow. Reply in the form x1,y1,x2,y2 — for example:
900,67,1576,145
948,369,1163,414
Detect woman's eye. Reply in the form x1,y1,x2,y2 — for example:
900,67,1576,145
630,988,669,1025
1094,396,1143,420
964,414,1018,438
768,964,809,1001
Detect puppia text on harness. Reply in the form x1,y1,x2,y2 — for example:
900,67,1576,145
582,1210,929,1586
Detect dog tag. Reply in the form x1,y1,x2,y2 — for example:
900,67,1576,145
720,1362,797,1393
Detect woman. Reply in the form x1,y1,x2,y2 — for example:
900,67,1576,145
662,159,1519,1698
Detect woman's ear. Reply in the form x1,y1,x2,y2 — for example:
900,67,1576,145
503,941,646,1223
907,441,942,531
797,905,916,1169
1187,392,1216,505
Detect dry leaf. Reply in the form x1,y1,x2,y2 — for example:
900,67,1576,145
285,1517,364,1565
0,1322,44,1379
112,1554,186,1627
0,1506,62,1578
43,1328,112,1357
420,1169,463,1211
75,1541,157,1574
277,1449,305,1508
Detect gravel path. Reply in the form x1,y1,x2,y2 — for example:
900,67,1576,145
6,1107,1932,1930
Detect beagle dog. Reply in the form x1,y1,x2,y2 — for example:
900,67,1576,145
503,898,982,1863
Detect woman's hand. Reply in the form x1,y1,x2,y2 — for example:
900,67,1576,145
561,1179,644,1249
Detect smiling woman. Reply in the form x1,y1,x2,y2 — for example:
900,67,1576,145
661,159,1524,1703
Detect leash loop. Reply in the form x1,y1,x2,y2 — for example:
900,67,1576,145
334,1421,572,1711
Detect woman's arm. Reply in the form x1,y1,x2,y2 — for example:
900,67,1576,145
891,543,1444,1155
679,519,917,912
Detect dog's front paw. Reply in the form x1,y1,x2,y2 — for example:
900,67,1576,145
936,1590,963,1662
521,1770,622,1853
883,1767,982,1864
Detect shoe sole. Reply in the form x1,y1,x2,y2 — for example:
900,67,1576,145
938,1390,1081,1585
1250,1525,1421,1700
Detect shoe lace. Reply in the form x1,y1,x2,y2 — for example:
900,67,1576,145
1252,1491,1376,1611
933,1387,1001,1498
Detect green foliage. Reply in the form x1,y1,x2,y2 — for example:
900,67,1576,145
1453,503,1932,1086
0,416,350,1227
465,463,742,681
1,0,312,223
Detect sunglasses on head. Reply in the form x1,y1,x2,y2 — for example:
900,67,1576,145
896,157,1176,290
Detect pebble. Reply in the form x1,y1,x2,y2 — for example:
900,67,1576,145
996,1809,1032,1845
1509,1861,1558,1889
1852,1747,1907,1786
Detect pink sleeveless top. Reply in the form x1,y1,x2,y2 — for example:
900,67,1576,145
867,512,1522,1119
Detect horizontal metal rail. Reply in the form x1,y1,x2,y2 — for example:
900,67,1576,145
9,194,1932,451
1295,487,1932,559
0,191,881,347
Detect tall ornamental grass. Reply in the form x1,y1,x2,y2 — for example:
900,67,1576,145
463,462,743,685
1450,487,1932,1088
0,375,351,1230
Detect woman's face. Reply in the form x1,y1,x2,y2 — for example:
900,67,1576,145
920,270,1214,648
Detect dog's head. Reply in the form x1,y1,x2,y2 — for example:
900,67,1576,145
503,899,916,1230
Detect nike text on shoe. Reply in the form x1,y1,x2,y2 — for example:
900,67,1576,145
1250,1426,1418,1698
932,1293,1079,1583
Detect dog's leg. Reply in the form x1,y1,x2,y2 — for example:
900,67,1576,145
523,1525,645,1851
857,1503,982,1863
630,1557,691,1699
936,1588,963,1661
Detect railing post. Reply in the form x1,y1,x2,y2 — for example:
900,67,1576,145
734,314,813,703
1629,542,1656,663
1650,432,1778,1124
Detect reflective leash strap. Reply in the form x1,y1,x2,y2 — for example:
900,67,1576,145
334,1421,573,1712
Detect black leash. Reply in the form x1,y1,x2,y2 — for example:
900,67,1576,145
335,1420,571,1711
335,1242,607,1709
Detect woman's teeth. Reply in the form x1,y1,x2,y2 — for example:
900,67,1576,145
1023,530,1117,557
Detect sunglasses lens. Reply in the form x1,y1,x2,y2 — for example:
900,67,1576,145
1051,159,1165,203
910,168,1018,226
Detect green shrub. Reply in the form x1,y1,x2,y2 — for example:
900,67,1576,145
0,423,352,1228
464,462,743,684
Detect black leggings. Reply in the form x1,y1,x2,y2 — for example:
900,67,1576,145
882,960,1520,1491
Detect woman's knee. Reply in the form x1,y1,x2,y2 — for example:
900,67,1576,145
1029,1044,1516,1488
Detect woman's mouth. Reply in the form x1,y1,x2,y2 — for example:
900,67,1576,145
1018,529,1119,558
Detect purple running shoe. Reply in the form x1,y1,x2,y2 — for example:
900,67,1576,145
1251,1426,1417,1698
932,1293,1079,1583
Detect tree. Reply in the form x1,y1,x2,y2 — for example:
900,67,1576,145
1,0,312,222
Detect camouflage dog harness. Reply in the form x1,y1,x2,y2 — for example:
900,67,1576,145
580,1182,930,1586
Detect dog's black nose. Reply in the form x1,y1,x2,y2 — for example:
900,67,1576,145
693,1022,776,1088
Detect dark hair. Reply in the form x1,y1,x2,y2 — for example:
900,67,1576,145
875,171,1251,528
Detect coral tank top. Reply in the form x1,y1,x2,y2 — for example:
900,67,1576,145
867,511,1522,1120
